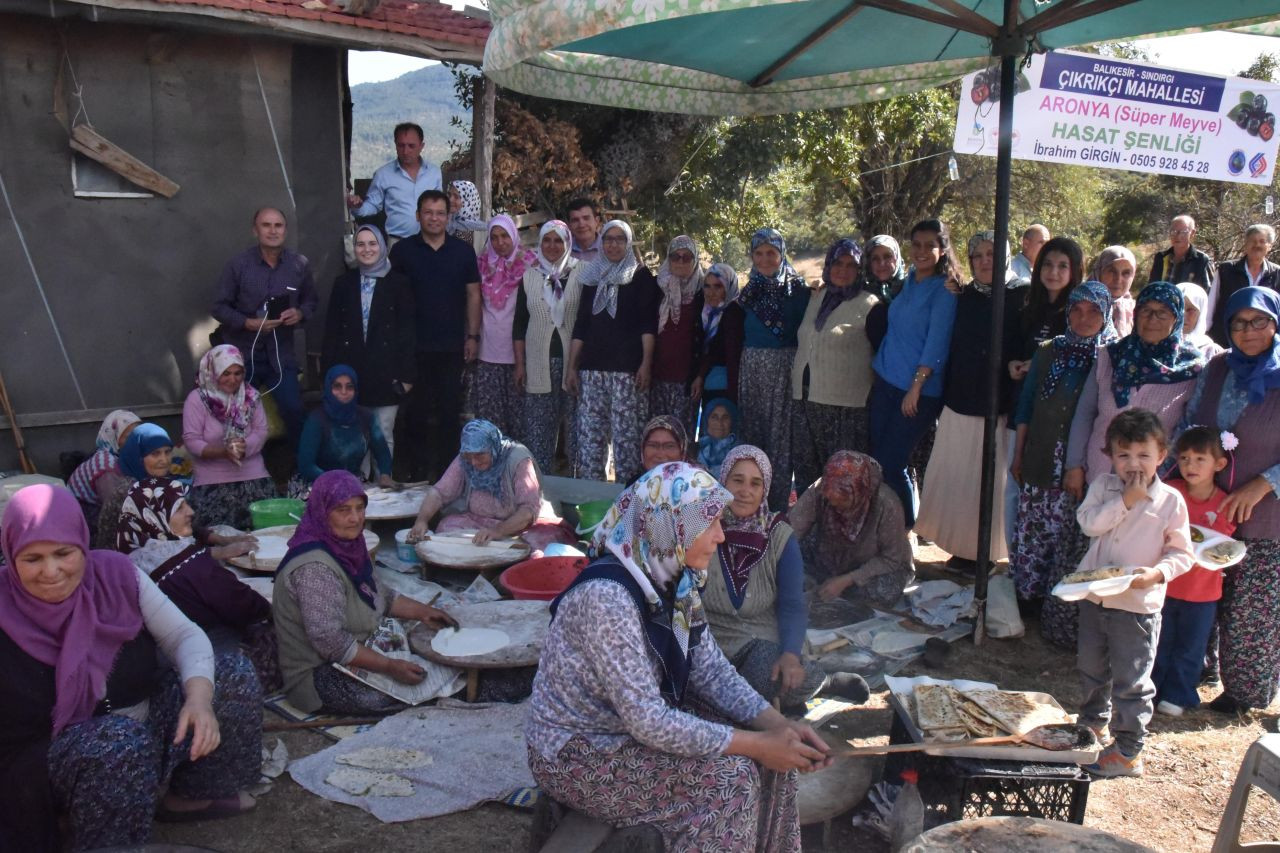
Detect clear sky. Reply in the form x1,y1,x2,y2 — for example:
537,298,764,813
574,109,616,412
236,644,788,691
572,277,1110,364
346,31,1280,87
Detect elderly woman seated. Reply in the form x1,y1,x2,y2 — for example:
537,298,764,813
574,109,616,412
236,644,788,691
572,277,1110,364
624,415,690,487
0,485,263,851
703,446,869,709
68,409,140,529
408,419,574,551
93,422,175,549
296,364,394,488
788,451,915,606
114,477,277,689
526,462,831,851
274,471,456,715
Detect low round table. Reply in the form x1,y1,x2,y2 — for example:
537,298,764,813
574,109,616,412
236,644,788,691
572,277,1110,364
904,816,1159,852
409,599,549,700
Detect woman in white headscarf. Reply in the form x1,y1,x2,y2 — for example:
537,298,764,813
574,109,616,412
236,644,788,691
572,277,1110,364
514,220,584,472
1177,281,1223,358
650,236,704,438
567,220,662,483
690,262,744,421
446,180,488,250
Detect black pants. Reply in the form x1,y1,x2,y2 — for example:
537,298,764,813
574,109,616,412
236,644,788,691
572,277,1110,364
400,351,465,481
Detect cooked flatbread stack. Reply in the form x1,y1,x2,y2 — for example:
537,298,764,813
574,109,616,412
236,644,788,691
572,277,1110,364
913,684,970,743
909,684,1073,741
1060,565,1128,585
960,689,1072,735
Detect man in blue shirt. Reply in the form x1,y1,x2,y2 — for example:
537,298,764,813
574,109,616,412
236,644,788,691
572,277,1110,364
390,189,481,480
347,123,443,241
211,206,318,448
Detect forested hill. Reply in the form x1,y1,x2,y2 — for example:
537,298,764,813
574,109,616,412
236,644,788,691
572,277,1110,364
350,63,471,181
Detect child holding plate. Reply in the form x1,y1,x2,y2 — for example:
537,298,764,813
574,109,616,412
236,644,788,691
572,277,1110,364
1153,427,1236,716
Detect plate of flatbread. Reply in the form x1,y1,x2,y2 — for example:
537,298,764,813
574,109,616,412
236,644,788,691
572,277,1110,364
1195,535,1246,570
1051,566,1139,601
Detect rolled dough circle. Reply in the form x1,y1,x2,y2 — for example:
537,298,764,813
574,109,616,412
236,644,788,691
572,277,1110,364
430,627,511,657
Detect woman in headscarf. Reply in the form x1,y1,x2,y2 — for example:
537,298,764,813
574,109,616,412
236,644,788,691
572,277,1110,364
1177,281,1223,358
274,470,456,715
295,365,393,488
1093,246,1138,338
182,345,275,530
93,423,176,550
473,214,538,438
690,262,745,418
68,409,140,528
915,231,1026,570
527,462,829,852
789,451,914,606
629,414,690,488
447,179,488,249
737,227,811,511
791,238,879,494
408,419,575,551
1175,287,1280,713
567,220,661,483
0,485,262,850
697,397,740,472
868,219,961,527
114,477,275,688
703,446,870,709
514,219,582,473
862,235,907,304
650,236,704,437
321,224,416,462
1010,282,1117,620
1049,282,1205,648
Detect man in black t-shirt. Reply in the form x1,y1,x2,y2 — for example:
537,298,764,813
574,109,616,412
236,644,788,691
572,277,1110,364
389,190,481,480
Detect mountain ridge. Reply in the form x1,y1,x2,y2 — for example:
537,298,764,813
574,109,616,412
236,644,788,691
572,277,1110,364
350,63,472,181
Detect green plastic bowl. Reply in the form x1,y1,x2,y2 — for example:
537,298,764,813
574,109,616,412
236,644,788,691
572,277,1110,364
573,499,614,537
249,498,305,530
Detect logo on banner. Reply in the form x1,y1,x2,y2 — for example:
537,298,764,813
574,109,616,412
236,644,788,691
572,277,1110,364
1251,152,1269,178
1229,150,1247,175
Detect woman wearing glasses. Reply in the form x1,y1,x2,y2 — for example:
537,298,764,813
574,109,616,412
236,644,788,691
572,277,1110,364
650,237,704,438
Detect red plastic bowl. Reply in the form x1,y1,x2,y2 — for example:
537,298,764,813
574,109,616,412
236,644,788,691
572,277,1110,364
500,556,589,601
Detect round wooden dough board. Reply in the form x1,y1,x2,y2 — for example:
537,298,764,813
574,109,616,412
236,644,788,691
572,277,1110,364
903,817,1158,852
363,485,432,521
414,532,531,571
409,599,549,669
226,525,380,573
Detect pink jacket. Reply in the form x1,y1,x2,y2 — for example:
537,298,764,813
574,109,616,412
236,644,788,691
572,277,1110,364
1075,473,1194,614
182,389,270,487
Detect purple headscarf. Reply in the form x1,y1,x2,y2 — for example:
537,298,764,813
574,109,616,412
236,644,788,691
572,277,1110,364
286,471,376,607
0,484,142,735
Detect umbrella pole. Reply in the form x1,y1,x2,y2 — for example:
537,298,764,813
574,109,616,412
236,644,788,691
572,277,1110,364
973,2,1019,645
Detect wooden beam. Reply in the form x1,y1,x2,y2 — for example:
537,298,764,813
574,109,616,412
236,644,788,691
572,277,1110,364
0,401,184,431
750,3,862,87
856,0,994,35
472,74,495,221
68,124,180,197
1023,0,1139,35
926,0,998,37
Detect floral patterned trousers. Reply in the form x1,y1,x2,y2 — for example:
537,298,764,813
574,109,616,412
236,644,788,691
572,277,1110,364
575,369,648,483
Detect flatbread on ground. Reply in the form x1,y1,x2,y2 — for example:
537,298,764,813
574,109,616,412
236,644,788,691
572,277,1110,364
914,684,965,731
335,746,433,771
324,766,415,797
961,689,1072,735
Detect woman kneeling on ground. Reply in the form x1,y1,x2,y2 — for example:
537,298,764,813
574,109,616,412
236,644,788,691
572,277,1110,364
526,462,830,852
274,471,456,715
409,419,575,551
788,451,914,606
0,485,262,851
703,445,870,709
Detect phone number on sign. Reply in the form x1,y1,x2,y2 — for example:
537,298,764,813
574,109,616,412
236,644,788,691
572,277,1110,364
1128,154,1210,173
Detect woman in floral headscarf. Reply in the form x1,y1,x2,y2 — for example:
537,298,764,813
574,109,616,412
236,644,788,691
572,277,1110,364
651,236,704,437
514,219,583,472
789,451,914,606
1009,281,1117,619
447,180,488,249
182,345,276,529
68,409,140,527
473,214,538,438
791,238,879,494
690,262,745,417
408,419,574,551
737,227,810,511
527,462,829,852
703,446,869,708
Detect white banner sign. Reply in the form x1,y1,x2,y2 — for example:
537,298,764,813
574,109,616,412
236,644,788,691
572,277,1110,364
953,50,1280,184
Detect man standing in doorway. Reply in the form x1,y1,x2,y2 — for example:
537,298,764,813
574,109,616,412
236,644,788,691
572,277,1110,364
211,206,317,448
390,190,481,480
347,123,443,243
1149,214,1214,288
567,197,603,263
1012,223,1049,280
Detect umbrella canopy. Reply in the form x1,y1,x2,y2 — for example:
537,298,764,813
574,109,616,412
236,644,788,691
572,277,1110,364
485,0,1280,115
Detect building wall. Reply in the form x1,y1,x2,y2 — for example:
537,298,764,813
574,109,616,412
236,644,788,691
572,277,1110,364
0,14,346,473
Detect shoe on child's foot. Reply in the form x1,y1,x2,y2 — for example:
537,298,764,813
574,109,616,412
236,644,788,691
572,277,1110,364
1084,744,1143,778
1156,700,1184,717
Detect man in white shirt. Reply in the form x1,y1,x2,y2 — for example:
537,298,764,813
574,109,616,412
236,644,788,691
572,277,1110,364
1011,223,1049,281
347,123,443,242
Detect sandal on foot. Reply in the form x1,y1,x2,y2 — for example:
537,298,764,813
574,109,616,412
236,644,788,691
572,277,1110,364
157,794,255,823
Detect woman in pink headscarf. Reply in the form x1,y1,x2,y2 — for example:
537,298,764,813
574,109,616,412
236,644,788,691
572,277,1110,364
0,484,262,850
472,214,539,438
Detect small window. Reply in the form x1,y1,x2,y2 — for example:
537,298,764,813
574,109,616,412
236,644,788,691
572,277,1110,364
72,153,155,199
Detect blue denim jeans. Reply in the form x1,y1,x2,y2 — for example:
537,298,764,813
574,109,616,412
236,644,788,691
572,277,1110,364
1152,596,1217,709
868,376,943,528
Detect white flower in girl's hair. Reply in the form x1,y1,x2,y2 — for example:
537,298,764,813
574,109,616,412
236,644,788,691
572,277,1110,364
1221,431,1240,452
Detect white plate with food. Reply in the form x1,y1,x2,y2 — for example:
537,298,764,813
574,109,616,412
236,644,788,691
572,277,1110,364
1051,566,1140,601
1196,536,1247,570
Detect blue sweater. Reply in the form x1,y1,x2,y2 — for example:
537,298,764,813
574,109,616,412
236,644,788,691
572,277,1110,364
297,409,393,483
871,271,957,397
